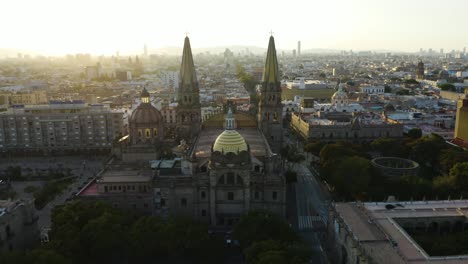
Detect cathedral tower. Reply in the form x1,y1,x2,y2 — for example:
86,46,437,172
257,36,283,151
177,36,201,142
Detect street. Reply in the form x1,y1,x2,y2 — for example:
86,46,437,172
285,130,330,263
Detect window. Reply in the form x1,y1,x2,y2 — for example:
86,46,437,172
181,198,187,207
201,191,206,199
227,173,235,184
254,191,259,200
160,199,165,206
227,192,234,201
201,209,207,216
272,191,278,201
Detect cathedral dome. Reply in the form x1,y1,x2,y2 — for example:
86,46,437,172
130,104,162,125
213,130,248,154
130,88,163,125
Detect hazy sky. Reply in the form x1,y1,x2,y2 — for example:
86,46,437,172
2,0,468,55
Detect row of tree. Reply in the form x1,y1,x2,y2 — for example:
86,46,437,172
304,133,468,201
0,201,313,264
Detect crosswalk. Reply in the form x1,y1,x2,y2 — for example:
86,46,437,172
298,215,326,231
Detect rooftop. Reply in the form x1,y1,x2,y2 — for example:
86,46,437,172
335,200,468,263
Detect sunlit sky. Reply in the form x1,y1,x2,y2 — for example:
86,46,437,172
2,0,468,55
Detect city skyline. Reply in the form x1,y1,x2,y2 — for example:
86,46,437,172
2,0,468,56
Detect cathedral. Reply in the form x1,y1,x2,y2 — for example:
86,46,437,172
81,36,286,226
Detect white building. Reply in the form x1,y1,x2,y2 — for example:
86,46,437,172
360,85,385,94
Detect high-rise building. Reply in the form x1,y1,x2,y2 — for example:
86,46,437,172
440,48,444,55
292,49,296,57
416,61,425,80
297,41,301,56
144,43,148,57
257,36,283,151
176,36,201,142
454,92,468,145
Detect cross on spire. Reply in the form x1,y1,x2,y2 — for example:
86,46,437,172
185,31,189,37
269,30,274,36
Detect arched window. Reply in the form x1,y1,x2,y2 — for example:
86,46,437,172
145,129,151,138
153,128,158,137
138,129,142,137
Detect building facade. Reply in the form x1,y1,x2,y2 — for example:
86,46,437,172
0,103,123,152
454,95,468,146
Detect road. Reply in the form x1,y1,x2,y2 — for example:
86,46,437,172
285,130,330,263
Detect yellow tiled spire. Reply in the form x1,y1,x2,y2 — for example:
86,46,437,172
262,36,279,83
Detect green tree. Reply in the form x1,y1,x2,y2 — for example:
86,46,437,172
330,156,371,198
233,210,299,249
439,149,468,173
371,138,409,157
407,128,422,139
405,79,419,84
410,134,447,169
257,250,288,264
80,212,129,264
450,162,468,191
438,83,456,91
245,240,283,264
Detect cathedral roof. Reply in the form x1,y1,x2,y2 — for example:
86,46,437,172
130,88,162,125
179,36,198,89
213,130,248,154
130,104,162,125
262,36,279,83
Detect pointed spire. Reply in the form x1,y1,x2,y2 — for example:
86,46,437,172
262,36,279,83
179,36,198,88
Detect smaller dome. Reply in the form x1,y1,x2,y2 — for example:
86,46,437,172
332,86,348,101
213,130,248,154
130,104,162,124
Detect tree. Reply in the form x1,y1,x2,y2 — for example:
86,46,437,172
438,83,456,91
233,210,299,249
405,79,419,84
257,250,288,264
410,134,446,169
330,156,371,198
439,149,468,173
371,138,409,157
245,240,283,264
450,162,468,191
407,128,422,139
